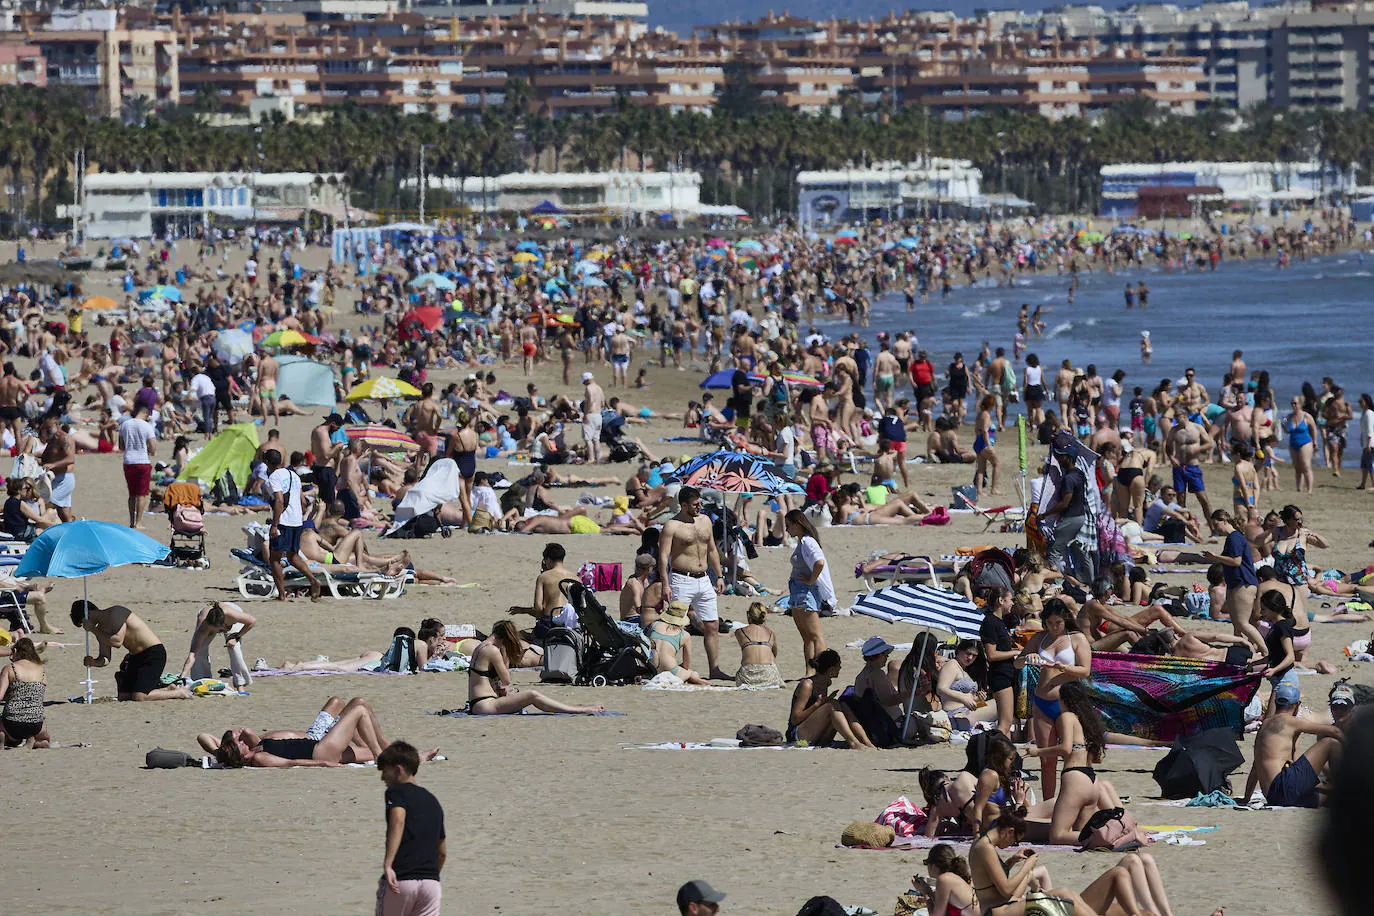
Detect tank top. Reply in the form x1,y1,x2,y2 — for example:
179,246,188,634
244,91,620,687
1025,365,1044,387
2,673,44,724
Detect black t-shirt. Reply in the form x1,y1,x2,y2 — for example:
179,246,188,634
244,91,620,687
980,614,1015,683
728,369,753,418
1265,618,1296,673
385,782,446,881
1059,468,1089,518
2,497,26,538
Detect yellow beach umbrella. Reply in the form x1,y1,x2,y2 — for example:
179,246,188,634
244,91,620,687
345,376,423,402
512,252,539,264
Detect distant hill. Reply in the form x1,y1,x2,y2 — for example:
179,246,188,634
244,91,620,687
651,0,1138,36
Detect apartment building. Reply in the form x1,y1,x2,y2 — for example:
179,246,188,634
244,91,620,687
1099,159,1353,216
1002,1,1374,111
0,9,177,115
0,43,45,87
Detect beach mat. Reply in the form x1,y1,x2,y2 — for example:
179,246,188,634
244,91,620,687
624,741,812,750
428,708,625,718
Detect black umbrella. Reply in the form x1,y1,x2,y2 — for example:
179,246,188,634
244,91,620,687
1152,727,1245,798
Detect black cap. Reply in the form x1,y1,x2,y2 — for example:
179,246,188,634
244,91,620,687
677,880,726,908
324,413,343,426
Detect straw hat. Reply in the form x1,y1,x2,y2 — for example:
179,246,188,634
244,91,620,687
660,600,691,628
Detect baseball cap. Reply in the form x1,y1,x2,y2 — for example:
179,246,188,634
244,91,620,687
677,881,726,908
862,636,895,658
581,371,594,383
324,413,343,426
1275,682,1301,707
1329,683,1355,708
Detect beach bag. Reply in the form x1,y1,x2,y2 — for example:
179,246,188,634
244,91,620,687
378,631,417,673
1078,807,1150,851
1023,892,1075,916
577,561,623,593
211,471,240,506
145,748,198,769
920,505,951,526
391,512,440,539
736,724,784,747
795,897,848,916
894,891,929,916
540,626,581,684
171,503,205,534
840,821,895,848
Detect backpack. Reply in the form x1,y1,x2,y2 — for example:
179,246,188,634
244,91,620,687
963,729,1024,778
145,748,198,769
1078,807,1150,851
211,471,240,506
377,631,417,673
390,512,440,539
171,503,205,534
969,548,1015,591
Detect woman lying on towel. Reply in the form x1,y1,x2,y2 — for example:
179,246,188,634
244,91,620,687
465,621,603,716
918,766,980,837
274,620,449,673
295,526,458,585
829,483,934,526
203,696,438,768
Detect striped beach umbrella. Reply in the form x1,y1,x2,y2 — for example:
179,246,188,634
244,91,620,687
262,328,322,349
849,583,983,640
344,425,419,452
345,376,422,402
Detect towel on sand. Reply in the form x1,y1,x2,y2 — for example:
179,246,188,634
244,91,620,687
428,708,625,718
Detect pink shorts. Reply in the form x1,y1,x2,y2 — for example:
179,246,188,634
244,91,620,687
376,878,441,916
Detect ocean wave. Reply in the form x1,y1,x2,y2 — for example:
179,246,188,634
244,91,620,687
959,300,1003,318
1044,317,1097,339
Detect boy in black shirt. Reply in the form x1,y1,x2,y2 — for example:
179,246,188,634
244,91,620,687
379,742,446,916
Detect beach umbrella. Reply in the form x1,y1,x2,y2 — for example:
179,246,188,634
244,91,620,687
275,355,336,407
735,239,764,251
409,272,456,290
400,305,444,332
585,249,609,261
345,376,422,402
581,276,608,288
1152,727,1245,798
81,295,117,311
698,369,739,389
706,237,727,249
663,450,803,496
262,328,322,349
897,238,920,249
344,425,420,452
512,252,540,264
516,241,541,253
16,521,170,703
212,328,255,364
136,284,181,302
573,260,601,275
833,237,858,247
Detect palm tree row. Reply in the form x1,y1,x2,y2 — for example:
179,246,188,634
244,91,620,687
6,83,1373,225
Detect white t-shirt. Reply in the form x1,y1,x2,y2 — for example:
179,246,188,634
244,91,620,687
119,417,156,465
775,425,795,464
190,373,215,399
790,535,835,606
1102,379,1122,410
268,467,304,527
107,393,128,420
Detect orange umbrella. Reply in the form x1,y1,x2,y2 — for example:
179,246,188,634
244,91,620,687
82,296,117,310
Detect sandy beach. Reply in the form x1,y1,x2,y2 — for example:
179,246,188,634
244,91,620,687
2,236,1359,915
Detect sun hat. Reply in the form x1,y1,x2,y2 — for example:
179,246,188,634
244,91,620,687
660,600,691,628
861,636,895,657
1275,682,1301,707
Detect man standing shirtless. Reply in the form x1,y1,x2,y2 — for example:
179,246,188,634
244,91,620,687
409,383,443,463
659,486,728,680
581,372,605,463
72,600,192,701
1241,682,1342,808
40,416,75,523
872,340,900,411
519,322,539,376
310,414,344,507
1165,415,1215,523
609,326,632,387
256,349,280,425
0,362,27,444
509,542,575,640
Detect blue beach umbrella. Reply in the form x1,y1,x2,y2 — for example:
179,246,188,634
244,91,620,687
409,272,456,290
581,276,608,289
17,521,170,703
516,240,542,253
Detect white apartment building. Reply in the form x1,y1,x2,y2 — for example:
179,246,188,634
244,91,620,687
796,159,984,225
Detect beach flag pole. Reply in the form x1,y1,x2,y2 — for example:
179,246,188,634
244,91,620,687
1016,416,1028,517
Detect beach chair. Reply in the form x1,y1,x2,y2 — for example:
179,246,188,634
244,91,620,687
964,498,1025,532
0,584,33,633
856,554,969,591
230,548,409,600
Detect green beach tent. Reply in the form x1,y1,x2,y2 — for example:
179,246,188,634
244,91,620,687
178,422,260,487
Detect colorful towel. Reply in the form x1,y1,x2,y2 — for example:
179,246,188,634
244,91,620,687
428,708,625,718
1019,652,1261,743
875,796,928,837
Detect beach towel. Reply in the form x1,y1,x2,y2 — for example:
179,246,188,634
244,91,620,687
640,671,779,691
875,796,928,837
838,835,1081,854
1019,652,1261,743
623,740,814,750
428,708,625,718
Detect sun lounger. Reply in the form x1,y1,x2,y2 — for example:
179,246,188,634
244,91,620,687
856,554,968,591
230,548,409,600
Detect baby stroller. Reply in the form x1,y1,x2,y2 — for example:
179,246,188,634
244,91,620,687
164,481,209,569
562,579,655,687
598,410,643,463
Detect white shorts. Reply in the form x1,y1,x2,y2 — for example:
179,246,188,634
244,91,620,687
671,571,718,622
49,472,74,508
581,413,603,445
305,711,338,740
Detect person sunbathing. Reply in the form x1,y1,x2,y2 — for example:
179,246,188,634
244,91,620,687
275,621,448,673
514,506,641,536
918,766,980,837
464,621,603,715
786,649,874,748
207,696,438,768
1078,576,1185,651
296,524,456,584
829,484,932,526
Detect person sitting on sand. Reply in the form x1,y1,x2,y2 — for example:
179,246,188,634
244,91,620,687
1242,680,1343,808
1,637,50,748
969,808,1093,916
921,844,976,916
273,620,448,673
785,649,874,748
210,696,435,768
71,601,191,701
841,637,905,748
936,639,999,726
918,766,980,837
647,601,709,686
619,553,663,626
1077,576,1185,651
969,734,1029,831
1020,682,1129,845
464,621,604,716
508,542,575,640
925,416,975,464
734,601,782,688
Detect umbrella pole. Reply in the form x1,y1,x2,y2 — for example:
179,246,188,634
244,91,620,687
81,576,95,704
899,630,934,744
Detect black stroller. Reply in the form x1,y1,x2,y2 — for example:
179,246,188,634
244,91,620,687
561,579,655,686
598,410,644,463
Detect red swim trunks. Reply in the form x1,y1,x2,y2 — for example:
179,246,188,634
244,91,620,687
522,342,537,357
98,439,114,454
123,462,151,497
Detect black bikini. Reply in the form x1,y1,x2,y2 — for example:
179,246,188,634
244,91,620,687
258,737,318,760
1062,765,1097,783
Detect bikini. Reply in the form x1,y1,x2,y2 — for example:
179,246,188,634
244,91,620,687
1032,640,1076,721
651,626,693,680
257,737,318,760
